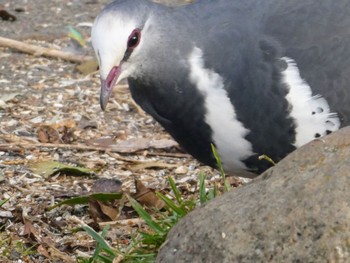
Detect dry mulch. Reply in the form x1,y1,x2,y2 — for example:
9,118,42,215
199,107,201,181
0,1,243,262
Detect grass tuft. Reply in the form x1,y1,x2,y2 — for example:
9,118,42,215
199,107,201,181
79,146,232,262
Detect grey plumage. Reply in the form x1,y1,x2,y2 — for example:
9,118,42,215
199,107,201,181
91,0,350,176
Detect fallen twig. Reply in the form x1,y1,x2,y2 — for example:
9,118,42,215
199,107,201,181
99,218,145,227
0,142,116,153
0,36,93,63
107,151,190,162
0,142,189,159
146,151,190,158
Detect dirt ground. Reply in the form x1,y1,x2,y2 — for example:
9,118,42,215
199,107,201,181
0,0,233,262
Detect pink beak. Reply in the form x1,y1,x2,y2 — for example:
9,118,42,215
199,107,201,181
100,66,121,111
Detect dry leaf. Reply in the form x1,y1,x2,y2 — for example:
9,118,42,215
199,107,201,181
37,125,60,143
89,178,123,222
132,180,165,210
99,200,119,220
36,120,77,143
76,58,99,75
89,199,119,222
89,199,110,222
29,161,94,178
37,244,50,258
23,217,40,241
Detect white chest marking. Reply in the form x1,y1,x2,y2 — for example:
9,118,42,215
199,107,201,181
282,57,340,147
188,47,253,172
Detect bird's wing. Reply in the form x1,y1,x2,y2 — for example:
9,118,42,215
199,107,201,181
262,0,350,125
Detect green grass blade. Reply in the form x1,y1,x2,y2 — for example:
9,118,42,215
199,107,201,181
199,172,207,204
156,192,186,217
211,144,231,192
139,232,165,246
167,176,182,204
67,25,86,47
258,154,276,166
211,144,225,176
100,224,110,238
48,192,123,210
213,182,219,197
81,225,115,256
90,225,112,260
96,254,114,262
0,198,10,207
128,196,166,235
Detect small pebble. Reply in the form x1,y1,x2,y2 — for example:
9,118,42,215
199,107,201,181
174,166,188,175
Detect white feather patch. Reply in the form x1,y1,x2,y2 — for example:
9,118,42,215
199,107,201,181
188,47,253,172
91,13,150,81
91,14,133,79
282,57,340,147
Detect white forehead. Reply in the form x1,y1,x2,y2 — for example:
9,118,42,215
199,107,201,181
91,13,137,79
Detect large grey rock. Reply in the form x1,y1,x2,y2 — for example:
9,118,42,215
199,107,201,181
157,127,350,263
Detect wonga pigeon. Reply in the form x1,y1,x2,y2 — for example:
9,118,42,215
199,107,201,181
91,0,350,178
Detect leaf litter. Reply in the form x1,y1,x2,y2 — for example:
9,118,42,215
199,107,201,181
0,0,245,262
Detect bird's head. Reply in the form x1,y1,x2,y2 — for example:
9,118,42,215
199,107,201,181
91,4,155,110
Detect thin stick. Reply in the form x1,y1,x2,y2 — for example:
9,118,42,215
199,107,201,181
0,142,114,153
99,218,145,227
0,36,93,63
0,142,189,159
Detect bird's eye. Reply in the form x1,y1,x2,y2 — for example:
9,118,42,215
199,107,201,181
127,29,141,49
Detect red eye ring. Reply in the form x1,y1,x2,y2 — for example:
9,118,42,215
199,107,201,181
127,28,141,49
